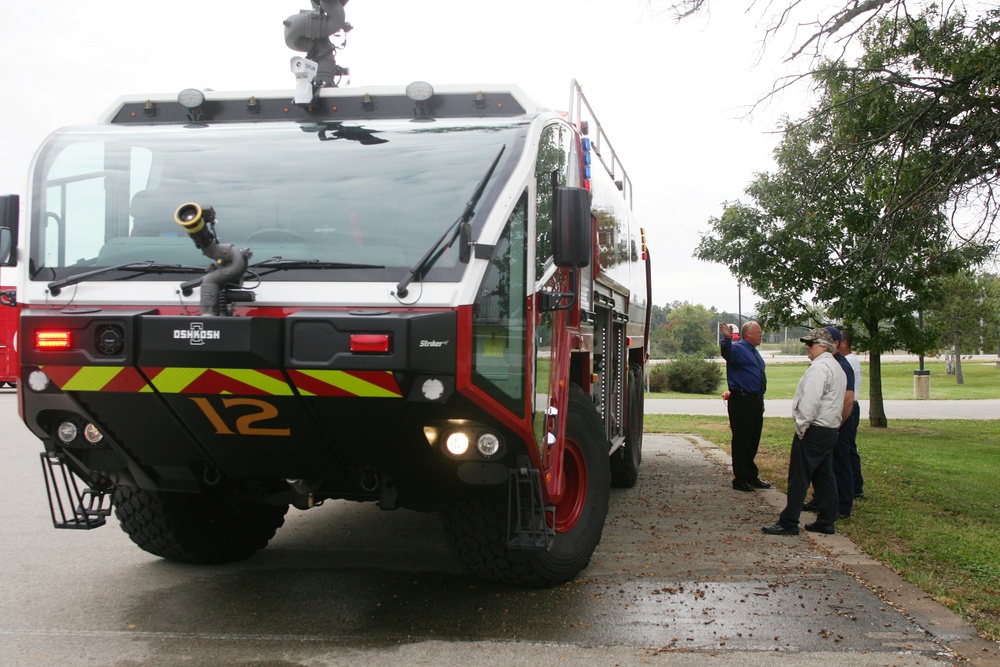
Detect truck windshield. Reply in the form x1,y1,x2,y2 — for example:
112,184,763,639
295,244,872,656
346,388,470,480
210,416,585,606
30,118,527,283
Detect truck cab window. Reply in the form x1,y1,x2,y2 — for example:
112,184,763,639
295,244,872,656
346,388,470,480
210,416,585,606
472,193,528,416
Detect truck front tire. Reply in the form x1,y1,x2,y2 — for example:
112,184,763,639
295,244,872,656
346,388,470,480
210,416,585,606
442,384,610,587
113,486,288,565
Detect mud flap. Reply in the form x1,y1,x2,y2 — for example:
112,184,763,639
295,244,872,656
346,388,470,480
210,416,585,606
40,451,112,529
507,455,555,550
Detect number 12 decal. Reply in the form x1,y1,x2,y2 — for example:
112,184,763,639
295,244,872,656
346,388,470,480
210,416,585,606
190,397,291,437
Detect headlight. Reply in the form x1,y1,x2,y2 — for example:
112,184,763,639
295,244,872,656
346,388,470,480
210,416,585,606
83,423,104,444
56,421,78,444
445,431,471,457
476,432,502,458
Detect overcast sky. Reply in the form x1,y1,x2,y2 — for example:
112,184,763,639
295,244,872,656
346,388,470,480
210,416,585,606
0,0,810,311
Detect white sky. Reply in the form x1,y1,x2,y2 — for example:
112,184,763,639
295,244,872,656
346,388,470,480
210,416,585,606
0,0,811,311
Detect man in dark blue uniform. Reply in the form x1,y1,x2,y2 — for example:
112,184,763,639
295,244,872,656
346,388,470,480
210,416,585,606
720,321,770,492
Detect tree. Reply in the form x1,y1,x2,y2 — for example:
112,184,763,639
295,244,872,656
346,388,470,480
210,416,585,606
925,271,1000,382
653,2,1000,257
650,302,718,358
694,78,991,425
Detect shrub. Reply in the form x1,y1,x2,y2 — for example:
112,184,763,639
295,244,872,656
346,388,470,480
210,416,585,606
649,356,723,395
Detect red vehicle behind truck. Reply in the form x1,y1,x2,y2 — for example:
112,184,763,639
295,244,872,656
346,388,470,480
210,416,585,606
1,255,18,386
0,1,651,586
0,281,17,388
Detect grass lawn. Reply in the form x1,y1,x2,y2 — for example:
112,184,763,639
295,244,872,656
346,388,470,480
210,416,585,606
644,414,1000,641
649,360,1000,400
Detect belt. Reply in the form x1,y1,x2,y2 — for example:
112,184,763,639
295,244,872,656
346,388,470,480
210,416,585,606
730,388,762,397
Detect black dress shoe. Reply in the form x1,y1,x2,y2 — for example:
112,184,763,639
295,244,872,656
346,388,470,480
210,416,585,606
762,522,799,536
732,481,754,492
804,522,835,535
802,500,820,512
750,478,772,489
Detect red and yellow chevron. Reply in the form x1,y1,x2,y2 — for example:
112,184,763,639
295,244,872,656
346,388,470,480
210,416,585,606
41,366,148,392
38,365,402,398
141,368,292,395
288,369,402,397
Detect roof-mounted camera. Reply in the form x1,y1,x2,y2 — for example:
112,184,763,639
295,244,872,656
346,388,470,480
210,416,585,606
284,0,352,106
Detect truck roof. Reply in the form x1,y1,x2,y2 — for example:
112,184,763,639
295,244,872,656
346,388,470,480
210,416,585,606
100,83,541,125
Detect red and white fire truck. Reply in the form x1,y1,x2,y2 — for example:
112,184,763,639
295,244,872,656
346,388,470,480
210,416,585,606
0,1,651,586
0,267,17,387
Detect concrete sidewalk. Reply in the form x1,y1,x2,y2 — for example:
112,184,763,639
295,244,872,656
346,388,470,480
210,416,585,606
647,398,1000,420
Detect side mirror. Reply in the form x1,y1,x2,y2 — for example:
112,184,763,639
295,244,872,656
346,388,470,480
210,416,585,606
552,186,591,268
0,194,19,266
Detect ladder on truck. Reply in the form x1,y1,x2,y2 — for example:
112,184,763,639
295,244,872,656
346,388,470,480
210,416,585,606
567,79,634,208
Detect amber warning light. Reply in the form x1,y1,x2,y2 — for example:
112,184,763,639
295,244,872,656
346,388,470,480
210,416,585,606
36,330,72,350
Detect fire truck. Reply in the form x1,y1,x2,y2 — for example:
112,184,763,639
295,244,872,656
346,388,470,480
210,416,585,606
0,269,17,387
0,1,651,586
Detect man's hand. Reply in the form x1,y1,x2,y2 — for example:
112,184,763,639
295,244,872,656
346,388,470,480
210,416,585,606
719,323,734,337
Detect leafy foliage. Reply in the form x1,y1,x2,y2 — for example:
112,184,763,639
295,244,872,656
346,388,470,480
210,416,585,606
649,302,719,358
694,37,995,424
648,356,723,394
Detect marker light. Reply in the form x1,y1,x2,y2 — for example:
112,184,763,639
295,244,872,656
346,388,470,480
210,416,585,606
476,432,502,458
350,333,391,353
445,431,471,457
178,88,206,110
27,370,50,392
36,330,71,350
405,81,434,102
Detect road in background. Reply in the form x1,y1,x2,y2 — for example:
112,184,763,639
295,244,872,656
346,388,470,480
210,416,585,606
647,398,1000,420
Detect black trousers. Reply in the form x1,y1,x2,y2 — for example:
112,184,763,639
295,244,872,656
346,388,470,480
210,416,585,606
779,425,839,529
848,401,864,495
834,402,860,516
728,392,764,484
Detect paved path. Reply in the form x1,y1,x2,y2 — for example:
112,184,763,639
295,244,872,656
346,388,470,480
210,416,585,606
647,398,1000,420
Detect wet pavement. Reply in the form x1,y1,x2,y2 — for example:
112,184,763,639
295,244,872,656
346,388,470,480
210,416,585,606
2,384,998,666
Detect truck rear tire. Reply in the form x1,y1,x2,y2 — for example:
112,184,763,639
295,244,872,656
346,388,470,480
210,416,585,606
610,364,644,488
113,486,288,565
441,384,610,587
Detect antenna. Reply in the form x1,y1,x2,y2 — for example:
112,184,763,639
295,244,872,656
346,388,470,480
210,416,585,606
284,0,352,105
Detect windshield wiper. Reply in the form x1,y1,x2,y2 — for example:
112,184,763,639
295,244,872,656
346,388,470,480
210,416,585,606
48,261,206,296
251,257,385,276
178,257,385,296
395,144,506,298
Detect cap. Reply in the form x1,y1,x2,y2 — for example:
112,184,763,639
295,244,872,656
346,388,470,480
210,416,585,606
800,328,835,347
824,326,842,342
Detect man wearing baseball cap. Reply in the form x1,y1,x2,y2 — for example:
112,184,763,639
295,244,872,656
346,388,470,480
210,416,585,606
763,327,847,536
803,326,857,518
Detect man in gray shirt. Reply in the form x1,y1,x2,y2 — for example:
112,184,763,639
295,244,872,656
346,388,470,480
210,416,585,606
763,327,847,536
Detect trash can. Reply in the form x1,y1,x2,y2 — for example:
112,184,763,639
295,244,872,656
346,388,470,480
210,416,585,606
913,369,930,399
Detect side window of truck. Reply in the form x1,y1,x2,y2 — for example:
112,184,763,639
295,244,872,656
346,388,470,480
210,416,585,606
534,124,572,278
472,193,528,415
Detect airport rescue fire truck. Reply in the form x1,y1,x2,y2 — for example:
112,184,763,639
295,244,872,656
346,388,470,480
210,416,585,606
0,0,651,586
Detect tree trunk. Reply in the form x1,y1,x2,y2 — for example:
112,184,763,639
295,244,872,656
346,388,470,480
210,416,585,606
954,334,964,385
868,348,887,427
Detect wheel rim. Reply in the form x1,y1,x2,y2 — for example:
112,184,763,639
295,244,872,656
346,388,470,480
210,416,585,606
552,438,588,532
